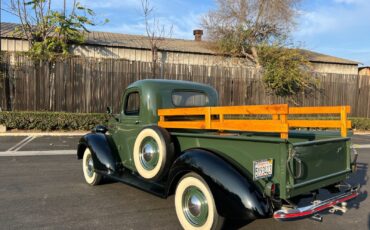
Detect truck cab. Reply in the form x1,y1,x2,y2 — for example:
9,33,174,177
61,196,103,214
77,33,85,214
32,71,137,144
108,80,218,172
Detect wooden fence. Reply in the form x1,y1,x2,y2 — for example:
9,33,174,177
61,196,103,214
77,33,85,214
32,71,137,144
1,54,370,117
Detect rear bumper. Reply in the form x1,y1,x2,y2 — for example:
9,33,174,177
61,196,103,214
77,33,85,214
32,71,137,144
273,186,360,221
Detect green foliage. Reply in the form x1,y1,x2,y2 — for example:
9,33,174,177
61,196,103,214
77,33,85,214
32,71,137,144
12,0,107,61
216,27,248,56
0,111,109,131
0,111,369,131
351,117,370,130
258,45,317,101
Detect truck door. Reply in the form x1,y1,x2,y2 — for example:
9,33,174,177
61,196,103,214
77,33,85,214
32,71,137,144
112,88,144,171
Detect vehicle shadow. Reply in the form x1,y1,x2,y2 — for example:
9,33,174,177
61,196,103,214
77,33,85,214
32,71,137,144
222,218,254,230
345,162,368,209
100,176,118,185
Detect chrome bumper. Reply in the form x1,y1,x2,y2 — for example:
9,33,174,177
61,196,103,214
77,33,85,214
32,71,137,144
273,186,360,221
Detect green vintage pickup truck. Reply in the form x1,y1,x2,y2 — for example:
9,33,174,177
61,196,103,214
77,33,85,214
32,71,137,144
77,79,359,229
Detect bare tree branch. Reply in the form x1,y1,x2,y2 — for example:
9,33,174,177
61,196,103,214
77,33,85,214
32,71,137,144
141,0,173,77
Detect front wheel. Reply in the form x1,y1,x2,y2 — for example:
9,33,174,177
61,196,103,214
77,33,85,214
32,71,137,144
175,173,224,230
82,148,102,185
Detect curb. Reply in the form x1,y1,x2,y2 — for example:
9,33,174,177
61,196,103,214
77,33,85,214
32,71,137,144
353,132,370,135
0,150,76,156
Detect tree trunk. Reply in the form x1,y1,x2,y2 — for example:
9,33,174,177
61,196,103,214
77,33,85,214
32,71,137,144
152,46,158,77
251,46,261,68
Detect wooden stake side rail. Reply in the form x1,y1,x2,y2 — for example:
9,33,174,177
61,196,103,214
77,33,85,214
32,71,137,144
158,105,351,139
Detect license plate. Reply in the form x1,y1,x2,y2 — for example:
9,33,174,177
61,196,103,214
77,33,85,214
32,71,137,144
253,159,273,180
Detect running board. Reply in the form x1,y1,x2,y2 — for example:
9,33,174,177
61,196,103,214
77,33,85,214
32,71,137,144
104,170,167,198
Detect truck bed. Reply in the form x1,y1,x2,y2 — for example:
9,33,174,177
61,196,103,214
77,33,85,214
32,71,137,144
157,104,353,200
168,129,351,199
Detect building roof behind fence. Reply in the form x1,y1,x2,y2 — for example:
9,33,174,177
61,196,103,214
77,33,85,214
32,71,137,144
0,22,360,65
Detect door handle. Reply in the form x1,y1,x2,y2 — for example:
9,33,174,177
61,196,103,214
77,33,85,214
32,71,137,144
135,120,140,124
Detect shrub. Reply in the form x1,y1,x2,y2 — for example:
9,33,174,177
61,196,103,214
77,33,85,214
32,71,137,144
351,117,370,130
0,111,369,131
0,111,109,131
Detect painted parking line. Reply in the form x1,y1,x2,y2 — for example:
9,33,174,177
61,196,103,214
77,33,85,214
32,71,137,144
0,150,76,157
12,136,37,151
6,136,35,152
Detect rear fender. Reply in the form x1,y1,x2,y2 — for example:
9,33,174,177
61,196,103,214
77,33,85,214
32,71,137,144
167,148,272,220
77,133,120,173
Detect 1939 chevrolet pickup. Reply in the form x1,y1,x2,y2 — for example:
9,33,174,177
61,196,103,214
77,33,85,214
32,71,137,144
77,79,359,229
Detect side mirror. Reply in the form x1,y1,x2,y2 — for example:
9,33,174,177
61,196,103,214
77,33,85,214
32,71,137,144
106,106,119,122
106,106,112,114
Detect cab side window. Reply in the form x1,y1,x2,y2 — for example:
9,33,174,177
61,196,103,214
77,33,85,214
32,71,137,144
124,92,140,115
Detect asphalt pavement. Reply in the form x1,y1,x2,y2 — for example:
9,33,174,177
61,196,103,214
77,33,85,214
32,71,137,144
0,134,369,229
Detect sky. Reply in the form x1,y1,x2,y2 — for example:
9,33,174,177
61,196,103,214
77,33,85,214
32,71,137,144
1,0,369,66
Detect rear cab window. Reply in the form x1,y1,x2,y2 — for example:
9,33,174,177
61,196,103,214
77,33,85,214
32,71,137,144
172,91,209,107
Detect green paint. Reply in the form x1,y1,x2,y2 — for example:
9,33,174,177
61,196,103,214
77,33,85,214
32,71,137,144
107,79,353,199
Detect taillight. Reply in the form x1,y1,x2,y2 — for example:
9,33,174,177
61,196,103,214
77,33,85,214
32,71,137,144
270,183,276,195
265,182,276,197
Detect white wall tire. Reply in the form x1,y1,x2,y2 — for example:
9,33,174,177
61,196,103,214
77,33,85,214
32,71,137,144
133,126,173,180
82,148,102,185
175,173,224,230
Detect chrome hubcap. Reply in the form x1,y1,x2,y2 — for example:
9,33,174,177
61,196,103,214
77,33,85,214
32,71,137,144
182,186,208,226
188,195,202,217
139,137,159,170
86,155,94,177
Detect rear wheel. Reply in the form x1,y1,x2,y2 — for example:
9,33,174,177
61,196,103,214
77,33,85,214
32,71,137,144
175,173,224,230
82,148,102,185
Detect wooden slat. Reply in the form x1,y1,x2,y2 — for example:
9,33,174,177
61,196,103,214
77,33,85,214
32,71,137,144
211,104,288,115
212,120,288,133
341,106,348,137
280,114,288,139
158,107,209,116
289,106,351,114
158,121,206,129
288,120,351,128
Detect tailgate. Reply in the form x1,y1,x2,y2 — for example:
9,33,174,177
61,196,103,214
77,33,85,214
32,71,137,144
286,137,352,198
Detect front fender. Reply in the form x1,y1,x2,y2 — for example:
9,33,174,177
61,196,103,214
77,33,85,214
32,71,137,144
167,148,272,220
77,132,120,173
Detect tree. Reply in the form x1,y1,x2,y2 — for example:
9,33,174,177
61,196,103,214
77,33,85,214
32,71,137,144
258,45,316,103
202,0,299,67
202,0,316,102
6,0,106,110
8,0,104,61
141,0,173,77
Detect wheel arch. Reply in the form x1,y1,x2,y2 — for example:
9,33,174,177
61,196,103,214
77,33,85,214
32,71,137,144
77,140,87,160
77,133,120,174
166,148,272,220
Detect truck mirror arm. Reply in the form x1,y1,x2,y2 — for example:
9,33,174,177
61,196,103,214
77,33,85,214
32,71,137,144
106,106,119,122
